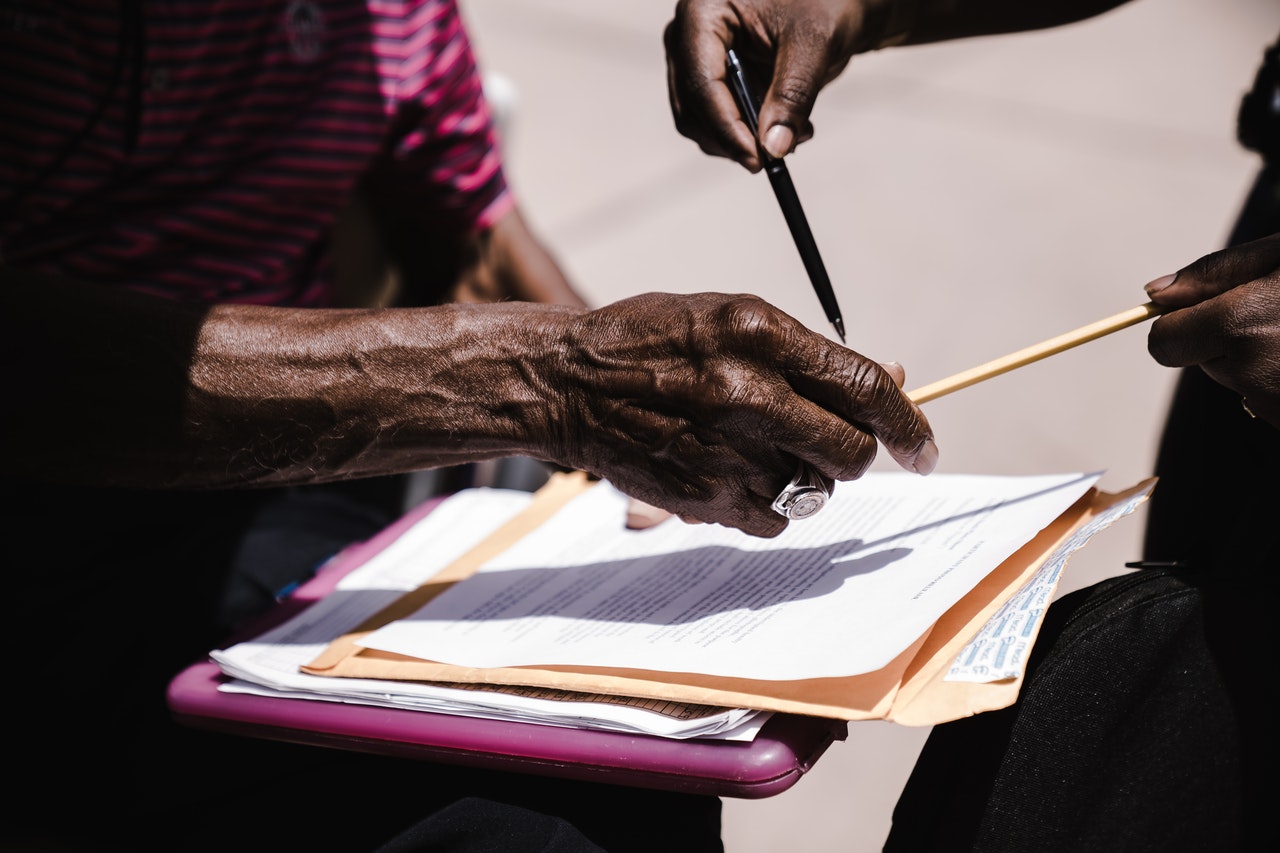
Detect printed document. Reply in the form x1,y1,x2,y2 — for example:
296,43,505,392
357,472,1102,681
211,487,767,739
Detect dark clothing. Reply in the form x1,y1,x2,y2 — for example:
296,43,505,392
375,798,606,853
5,476,722,852
883,570,1243,853
884,43,1280,852
1136,160,1280,848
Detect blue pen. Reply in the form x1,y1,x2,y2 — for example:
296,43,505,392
726,49,847,343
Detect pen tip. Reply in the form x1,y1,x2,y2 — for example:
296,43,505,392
833,320,846,344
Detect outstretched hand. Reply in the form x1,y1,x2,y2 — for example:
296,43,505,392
620,357,915,531
543,291,936,537
664,0,899,170
1145,232,1280,429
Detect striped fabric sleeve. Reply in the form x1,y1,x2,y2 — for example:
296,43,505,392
372,0,513,234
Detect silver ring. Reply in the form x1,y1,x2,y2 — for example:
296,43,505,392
771,463,830,520
1242,397,1258,419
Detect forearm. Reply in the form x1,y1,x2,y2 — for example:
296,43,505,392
3,269,581,488
186,299,580,485
5,269,940,538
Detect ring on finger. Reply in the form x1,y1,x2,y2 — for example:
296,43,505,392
771,462,830,520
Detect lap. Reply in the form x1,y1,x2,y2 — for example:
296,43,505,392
8,477,722,852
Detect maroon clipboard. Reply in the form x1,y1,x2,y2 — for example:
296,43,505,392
167,495,848,799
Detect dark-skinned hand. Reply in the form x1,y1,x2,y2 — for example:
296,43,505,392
545,291,937,536
1146,231,1280,430
663,0,1131,170
5,278,937,540
664,0,882,170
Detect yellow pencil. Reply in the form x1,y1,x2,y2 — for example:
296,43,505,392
905,302,1166,404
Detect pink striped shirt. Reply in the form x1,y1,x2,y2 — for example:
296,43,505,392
0,0,512,306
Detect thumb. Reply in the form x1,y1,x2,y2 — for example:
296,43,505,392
880,360,906,389
1146,233,1280,308
755,40,828,159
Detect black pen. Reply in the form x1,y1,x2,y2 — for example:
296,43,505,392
725,48,847,343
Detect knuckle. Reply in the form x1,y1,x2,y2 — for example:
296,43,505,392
1187,250,1233,286
719,293,787,338
831,431,878,480
847,358,895,398
768,78,811,114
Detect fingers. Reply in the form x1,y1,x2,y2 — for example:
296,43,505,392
867,359,939,472
664,4,761,169
1146,300,1228,369
757,35,837,159
613,435,795,539
1145,233,1280,308
1147,234,1280,368
625,497,676,530
552,291,938,538
879,359,906,388
711,294,937,477
616,472,788,539
778,344,938,478
664,0,860,168
1144,236,1280,430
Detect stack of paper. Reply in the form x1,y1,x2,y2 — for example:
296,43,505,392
212,487,769,740
211,470,1153,739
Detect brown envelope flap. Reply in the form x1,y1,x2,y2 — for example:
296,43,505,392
303,473,1153,725
887,477,1157,726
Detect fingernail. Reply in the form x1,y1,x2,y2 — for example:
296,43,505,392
1144,273,1177,297
763,124,794,160
626,501,672,530
913,438,939,475
881,361,906,388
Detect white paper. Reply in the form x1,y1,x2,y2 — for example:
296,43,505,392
944,484,1152,682
357,471,1103,681
211,486,768,740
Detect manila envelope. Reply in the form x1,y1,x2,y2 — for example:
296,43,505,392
302,471,1155,726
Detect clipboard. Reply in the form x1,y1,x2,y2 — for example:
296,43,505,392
166,494,849,799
